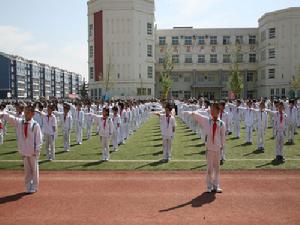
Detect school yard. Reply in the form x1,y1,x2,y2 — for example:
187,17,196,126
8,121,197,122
1,116,300,225
0,115,299,170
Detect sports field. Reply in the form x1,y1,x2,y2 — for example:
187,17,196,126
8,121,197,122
0,115,299,170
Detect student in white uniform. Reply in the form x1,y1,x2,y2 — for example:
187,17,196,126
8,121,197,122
42,104,57,161
98,107,113,161
219,101,229,164
33,102,44,130
267,101,287,162
75,102,84,145
188,102,225,193
231,100,242,139
0,117,3,144
84,102,94,140
1,104,43,193
255,101,268,152
242,100,255,144
285,99,297,144
157,103,176,162
112,106,121,151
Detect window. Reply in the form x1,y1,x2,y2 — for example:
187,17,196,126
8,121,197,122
261,49,266,61
236,36,243,44
89,46,94,58
89,24,93,37
249,54,256,63
184,91,191,99
184,36,192,45
184,54,193,64
210,54,217,63
147,66,153,79
147,88,151,95
261,31,266,42
223,36,230,45
90,67,94,80
223,54,231,63
198,36,205,45
159,36,166,45
237,54,243,63
282,88,285,96
268,68,275,79
249,35,256,44
172,36,179,45
210,36,217,45
184,76,191,82
158,57,164,64
147,45,152,57
198,54,205,63
147,23,152,35
172,91,179,98
269,28,276,39
276,88,280,96
268,48,275,59
172,55,179,64
246,72,254,82
172,74,179,82
118,73,120,79
270,88,274,97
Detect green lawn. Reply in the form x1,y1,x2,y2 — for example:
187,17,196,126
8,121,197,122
0,115,299,170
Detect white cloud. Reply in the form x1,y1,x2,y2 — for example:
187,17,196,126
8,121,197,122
0,25,87,79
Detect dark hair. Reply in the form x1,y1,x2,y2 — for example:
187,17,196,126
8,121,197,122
211,102,220,111
165,103,173,111
112,106,118,112
219,101,226,107
103,107,110,114
63,103,70,110
25,103,35,112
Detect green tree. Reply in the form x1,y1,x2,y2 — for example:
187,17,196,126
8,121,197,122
80,79,89,100
228,47,244,99
159,50,174,101
291,64,300,97
102,51,115,100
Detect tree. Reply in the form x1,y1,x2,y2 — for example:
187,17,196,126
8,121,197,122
159,50,174,101
102,50,115,100
80,79,89,100
291,64,300,98
228,47,244,99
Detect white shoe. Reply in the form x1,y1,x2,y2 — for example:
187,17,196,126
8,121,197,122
206,188,212,193
215,188,223,193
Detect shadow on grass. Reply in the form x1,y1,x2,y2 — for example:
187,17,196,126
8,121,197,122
0,192,29,205
190,164,207,170
183,133,195,137
184,150,206,156
135,160,167,169
159,192,216,212
190,137,201,141
188,143,206,148
0,151,18,156
138,150,163,157
229,137,240,140
244,149,264,156
83,160,106,167
256,159,284,168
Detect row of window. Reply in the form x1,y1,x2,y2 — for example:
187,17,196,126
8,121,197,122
260,68,276,79
89,66,154,80
270,88,285,97
159,35,256,46
261,48,276,61
158,54,256,64
88,22,153,37
261,28,276,42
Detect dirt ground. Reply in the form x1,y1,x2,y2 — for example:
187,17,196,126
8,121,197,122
0,170,299,225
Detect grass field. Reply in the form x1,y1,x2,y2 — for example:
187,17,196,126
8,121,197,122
0,115,299,170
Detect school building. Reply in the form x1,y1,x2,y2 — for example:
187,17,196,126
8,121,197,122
0,52,83,100
88,1,300,99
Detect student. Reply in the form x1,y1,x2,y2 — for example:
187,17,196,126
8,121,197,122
0,117,3,145
255,101,268,152
98,107,113,161
285,99,297,144
231,100,242,139
112,106,121,152
84,102,94,140
55,103,73,152
267,101,287,162
42,104,57,161
0,104,43,193
190,102,225,193
157,103,176,162
219,101,229,164
33,102,44,130
75,102,84,145
242,100,255,144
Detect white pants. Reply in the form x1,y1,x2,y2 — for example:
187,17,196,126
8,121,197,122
76,124,83,143
63,130,70,151
276,131,285,156
220,145,226,160
23,155,39,192
0,132,3,145
101,136,110,160
206,150,220,190
245,126,253,143
120,124,126,142
234,122,240,138
257,128,265,148
162,137,172,160
287,123,295,142
86,122,93,140
44,134,55,160
112,130,119,150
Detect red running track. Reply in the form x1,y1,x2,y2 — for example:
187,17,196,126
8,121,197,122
0,170,299,225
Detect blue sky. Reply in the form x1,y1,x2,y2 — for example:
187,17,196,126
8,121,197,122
0,0,299,79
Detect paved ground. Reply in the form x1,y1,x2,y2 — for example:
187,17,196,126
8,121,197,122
0,170,299,225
